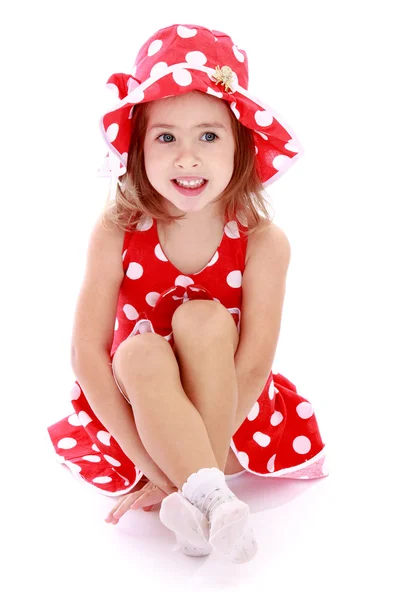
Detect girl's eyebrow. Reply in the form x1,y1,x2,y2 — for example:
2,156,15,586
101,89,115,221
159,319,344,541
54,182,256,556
149,122,226,131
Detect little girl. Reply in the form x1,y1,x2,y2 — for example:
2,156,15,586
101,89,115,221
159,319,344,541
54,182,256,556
47,23,328,564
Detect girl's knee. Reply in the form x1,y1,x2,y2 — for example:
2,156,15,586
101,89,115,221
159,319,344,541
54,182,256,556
172,300,235,342
172,299,225,332
113,332,173,379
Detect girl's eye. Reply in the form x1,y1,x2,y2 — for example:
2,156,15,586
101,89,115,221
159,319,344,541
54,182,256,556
158,133,174,143
157,132,218,143
202,132,218,142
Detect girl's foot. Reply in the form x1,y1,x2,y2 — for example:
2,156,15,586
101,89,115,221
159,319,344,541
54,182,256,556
159,492,213,557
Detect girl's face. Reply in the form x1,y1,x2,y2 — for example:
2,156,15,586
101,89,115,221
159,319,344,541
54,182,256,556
143,91,235,219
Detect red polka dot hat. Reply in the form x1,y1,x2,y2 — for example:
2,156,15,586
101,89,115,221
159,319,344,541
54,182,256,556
98,23,304,200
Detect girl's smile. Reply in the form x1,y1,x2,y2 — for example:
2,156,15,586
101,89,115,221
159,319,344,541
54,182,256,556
171,178,209,196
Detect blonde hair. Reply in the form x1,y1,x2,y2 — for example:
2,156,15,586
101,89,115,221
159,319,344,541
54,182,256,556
101,91,275,238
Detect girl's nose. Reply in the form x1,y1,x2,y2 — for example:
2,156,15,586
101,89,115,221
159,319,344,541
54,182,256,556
174,153,201,169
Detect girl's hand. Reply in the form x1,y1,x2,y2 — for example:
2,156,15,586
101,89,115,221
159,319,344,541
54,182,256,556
104,481,169,524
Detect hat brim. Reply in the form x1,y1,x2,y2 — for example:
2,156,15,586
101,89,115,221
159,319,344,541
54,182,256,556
97,63,304,189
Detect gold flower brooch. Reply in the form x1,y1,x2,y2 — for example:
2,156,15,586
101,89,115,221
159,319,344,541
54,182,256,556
212,65,236,94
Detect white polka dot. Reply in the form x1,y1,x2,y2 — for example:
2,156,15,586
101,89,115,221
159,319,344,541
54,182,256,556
106,123,119,142
293,436,311,454
270,411,283,426
123,304,139,320
296,401,314,419
78,411,92,427
225,221,240,239
127,87,144,103
254,110,273,127
150,61,169,78
146,291,161,307
155,243,168,262
285,140,299,153
97,430,112,446
70,382,81,400
126,262,144,280
206,86,223,98
172,68,192,86
104,455,122,467
255,130,268,140
267,454,276,473
114,318,119,331
227,270,242,288
230,102,240,119
233,45,245,62
268,380,275,400
247,402,260,421
82,455,101,463
127,77,140,94
91,444,99,452
136,216,153,231
122,249,127,261
92,476,112,484
237,451,250,468
176,275,195,287
253,431,271,447
148,39,163,56
68,413,81,427
177,25,197,38
185,51,207,66
272,154,292,172
255,146,258,154
206,251,219,267
57,437,77,450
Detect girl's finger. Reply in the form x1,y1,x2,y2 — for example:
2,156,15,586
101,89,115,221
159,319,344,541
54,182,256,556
112,496,138,520
130,491,151,510
105,500,125,523
131,488,165,511
106,494,139,523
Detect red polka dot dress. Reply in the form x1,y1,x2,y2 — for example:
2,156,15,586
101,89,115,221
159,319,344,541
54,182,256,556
47,216,328,497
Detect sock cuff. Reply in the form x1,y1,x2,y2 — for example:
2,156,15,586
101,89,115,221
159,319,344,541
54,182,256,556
181,467,226,499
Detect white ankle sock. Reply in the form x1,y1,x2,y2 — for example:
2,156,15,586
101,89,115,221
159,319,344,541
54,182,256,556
181,467,236,521
159,492,212,557
181,467,258,563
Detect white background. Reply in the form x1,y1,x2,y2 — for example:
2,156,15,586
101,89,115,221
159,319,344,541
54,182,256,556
2,0,413,597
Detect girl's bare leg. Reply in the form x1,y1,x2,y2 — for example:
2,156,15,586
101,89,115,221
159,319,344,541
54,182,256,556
113,302,241,491
113,334,219,491
171,300,241,474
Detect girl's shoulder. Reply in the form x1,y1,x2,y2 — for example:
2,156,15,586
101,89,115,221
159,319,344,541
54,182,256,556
87,212,128,274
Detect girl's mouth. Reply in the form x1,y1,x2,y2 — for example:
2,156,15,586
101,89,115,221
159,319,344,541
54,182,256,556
171,179,208,196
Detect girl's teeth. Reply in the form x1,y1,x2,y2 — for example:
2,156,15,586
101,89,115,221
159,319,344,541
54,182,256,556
175,179,205,188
